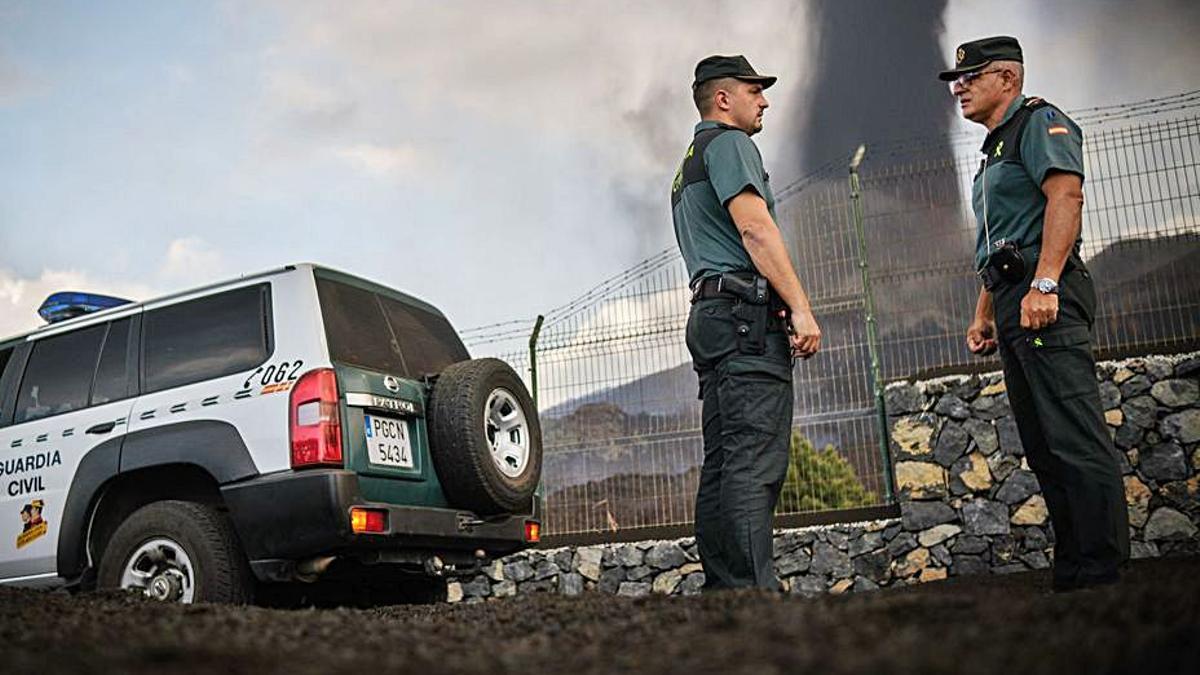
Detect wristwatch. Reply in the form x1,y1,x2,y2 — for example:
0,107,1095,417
1030,277,1059,294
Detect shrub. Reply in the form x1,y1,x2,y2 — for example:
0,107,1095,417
779,431,876,512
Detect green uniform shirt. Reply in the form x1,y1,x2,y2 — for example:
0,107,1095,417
971,94,1085,270
671,121,776,285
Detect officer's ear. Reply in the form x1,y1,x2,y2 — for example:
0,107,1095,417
714,87,731,111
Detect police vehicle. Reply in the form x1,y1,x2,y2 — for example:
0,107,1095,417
0,264,543,604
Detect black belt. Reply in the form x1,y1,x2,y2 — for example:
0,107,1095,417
977,242,1083,291
691,276,736,302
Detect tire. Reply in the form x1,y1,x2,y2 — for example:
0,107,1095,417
428,358,542,515
97,500,254,604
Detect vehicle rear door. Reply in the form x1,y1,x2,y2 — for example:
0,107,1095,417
313,270,471,507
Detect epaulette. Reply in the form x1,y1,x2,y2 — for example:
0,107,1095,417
1023,96,1049,109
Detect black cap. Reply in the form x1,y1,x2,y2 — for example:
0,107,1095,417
938,36,1023,81
693,55,777,90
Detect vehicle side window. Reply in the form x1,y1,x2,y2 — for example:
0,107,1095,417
143,284,271,393
0,344,14,422
14,324,107,424
92,318,133,406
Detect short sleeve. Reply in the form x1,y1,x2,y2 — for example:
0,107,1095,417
1021,107,1084,186
704,131,769,207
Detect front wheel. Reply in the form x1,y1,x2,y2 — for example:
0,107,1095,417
96,500,254,604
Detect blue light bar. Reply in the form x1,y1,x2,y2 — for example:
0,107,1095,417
38,292,132,324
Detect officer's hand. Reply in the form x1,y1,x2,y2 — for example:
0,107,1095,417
966,316,997,356
1020,289,1059,330
789,310,821,359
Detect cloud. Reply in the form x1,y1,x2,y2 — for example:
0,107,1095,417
334,142,425,178
0,51,39,105
263,71,357,132
163,64,195,86
248,0,811,259
160,237,228,284
1,237,232,337
0,268,156,337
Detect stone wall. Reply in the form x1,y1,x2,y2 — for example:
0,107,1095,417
448,352,1200,603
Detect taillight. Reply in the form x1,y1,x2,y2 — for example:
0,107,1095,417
290,368,343,468
524,520,541,543
350,507,388,534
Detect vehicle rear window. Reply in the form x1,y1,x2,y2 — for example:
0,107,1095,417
15,324,107,424
92,318,133,406
378,295,470,378
316,277,469,379
143,284,271,393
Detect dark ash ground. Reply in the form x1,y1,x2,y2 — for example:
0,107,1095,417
2,556,1197,675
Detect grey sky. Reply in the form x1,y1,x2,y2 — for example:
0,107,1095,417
2,0,1197,339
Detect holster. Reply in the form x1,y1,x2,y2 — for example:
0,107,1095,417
718,272,769,305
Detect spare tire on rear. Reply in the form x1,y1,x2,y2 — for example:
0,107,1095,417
428,358,542,515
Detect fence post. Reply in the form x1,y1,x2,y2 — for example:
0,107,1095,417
848,145,896,503
528,314,545,408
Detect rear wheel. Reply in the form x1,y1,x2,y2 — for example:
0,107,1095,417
97,500,253,604
428,358,542,515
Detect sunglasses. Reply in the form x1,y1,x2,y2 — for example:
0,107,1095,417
949,68,1006,91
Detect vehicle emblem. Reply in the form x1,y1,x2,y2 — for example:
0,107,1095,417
383,375,402,393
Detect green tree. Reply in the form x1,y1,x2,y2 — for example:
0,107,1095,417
779,431,875,512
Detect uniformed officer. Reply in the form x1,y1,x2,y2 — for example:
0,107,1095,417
671,55,821,590
942,36,1129,590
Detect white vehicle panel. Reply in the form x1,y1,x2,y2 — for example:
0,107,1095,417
127,269,331,476
0,398,136,582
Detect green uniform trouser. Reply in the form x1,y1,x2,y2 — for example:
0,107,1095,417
686,297,793,590
992,255,1130,585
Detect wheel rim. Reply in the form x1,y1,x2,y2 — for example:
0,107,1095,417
120,537,196,603
484,388,530,479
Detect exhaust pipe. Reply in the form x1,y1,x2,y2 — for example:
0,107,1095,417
295,556,337,583
423,555,445,577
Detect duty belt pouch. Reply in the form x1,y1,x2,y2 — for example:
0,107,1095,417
985,241,1026,285
719,273,770,354
732,300,768,355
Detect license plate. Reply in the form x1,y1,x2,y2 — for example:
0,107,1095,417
363,414,414,469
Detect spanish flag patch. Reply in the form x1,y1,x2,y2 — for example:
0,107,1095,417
1047,125,1070,136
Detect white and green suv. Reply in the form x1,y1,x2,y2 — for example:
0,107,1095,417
0,264,543,604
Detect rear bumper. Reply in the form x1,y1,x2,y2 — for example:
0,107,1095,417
221,469,539,579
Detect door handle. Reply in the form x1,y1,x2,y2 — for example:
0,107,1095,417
86,421,117,435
